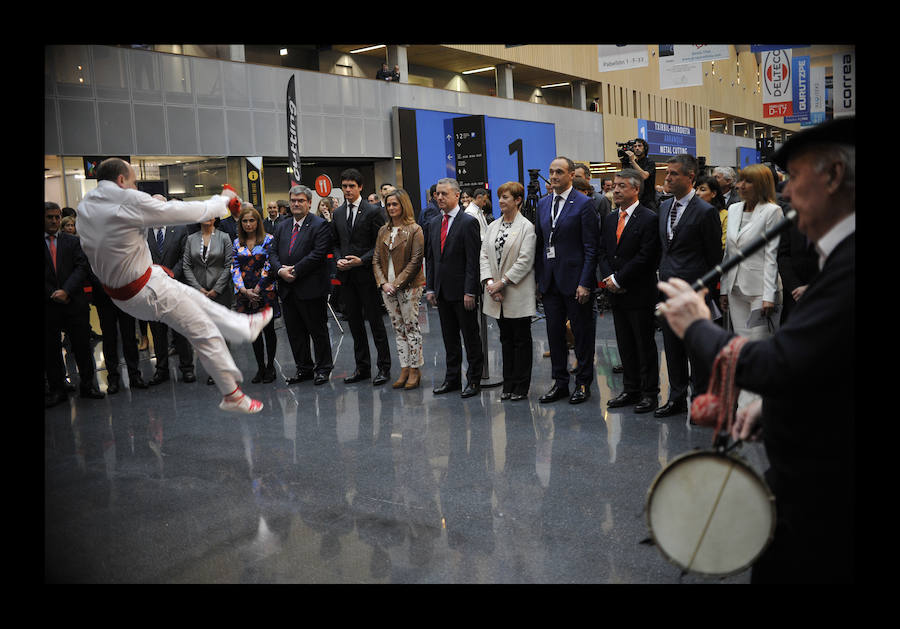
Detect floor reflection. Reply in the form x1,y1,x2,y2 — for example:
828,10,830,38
45,309,764,583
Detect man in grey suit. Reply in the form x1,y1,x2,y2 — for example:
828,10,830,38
654,154,723,417
714,166,741,207
146,202,196,384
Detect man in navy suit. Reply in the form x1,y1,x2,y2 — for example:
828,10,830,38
331,168,391,386
534,157,600,405
424,177,483,398
45,202,105,406
146,205,195,385
597,169,661,414
654,154,724,417
270,184,334,385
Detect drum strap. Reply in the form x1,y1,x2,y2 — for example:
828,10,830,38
690,336,749,439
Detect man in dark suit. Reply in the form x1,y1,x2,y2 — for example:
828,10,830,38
534,157,600,405
418,184,440,228
657,117,854,583
713,166,741,207
263,200,282,234
270,184,334,385
776,220,819,324
146,208,195,385
575,162,612,221
90,270,147,394
653,154,723,418
217,197,240,243
332,168,391,385
597,169,661,414
44,202,105,407
424,177,484,398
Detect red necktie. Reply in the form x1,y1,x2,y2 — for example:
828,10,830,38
440,214,449,253
48,235,57,270
289,222,299,252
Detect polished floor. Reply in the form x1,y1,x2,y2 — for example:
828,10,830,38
45,302,769,583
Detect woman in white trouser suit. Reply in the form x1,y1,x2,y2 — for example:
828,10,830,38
76,158,271,413
719,163,783,409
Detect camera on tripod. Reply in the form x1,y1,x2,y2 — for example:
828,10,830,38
617,140,637,160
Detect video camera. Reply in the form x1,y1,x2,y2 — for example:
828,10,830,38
617,140,637,160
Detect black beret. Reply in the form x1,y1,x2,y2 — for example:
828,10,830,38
772,117,855,170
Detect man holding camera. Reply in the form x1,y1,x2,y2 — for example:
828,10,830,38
620,138,657,210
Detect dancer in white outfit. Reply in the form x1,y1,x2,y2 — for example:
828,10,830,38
76,158,272,413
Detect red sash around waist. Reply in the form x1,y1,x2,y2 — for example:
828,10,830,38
103,265,172,301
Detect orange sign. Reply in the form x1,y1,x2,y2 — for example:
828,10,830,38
315,174,333,196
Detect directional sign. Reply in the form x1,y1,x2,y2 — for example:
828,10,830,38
315,174,333,196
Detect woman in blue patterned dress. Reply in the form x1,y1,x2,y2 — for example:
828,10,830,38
233,206,281,383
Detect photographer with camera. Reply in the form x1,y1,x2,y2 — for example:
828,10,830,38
619,138,657,210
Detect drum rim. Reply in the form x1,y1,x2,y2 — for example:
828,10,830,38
645,448,776,578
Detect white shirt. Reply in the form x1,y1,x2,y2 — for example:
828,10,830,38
345,198,359,228
815,212,855,270
77,180,229,290
551,186,572,225
440,206,461,232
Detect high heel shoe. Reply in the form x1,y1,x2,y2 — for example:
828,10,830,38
393,367,410,389
404,367,420,390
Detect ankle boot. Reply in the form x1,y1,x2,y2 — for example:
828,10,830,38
404,367,420,390
393,367,410,389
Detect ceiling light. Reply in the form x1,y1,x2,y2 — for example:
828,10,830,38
349,44,385,54
462,66,495,75
280,48,288,56
541,82,570,88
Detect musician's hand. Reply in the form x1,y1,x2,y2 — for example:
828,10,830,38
731,398,763,442
720,295,729,311
656,278,711,338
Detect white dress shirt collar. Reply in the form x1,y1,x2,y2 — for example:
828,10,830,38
815,212,855,270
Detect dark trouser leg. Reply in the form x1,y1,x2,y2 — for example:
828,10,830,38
456,299,483,385
437,297,463,385
342,283,372,375
149,321,170,372
500,315,532,395
281,298,313,374
96,296,122,382
360,279,391,373
564,292,596,388
300,296,333,375
660,318,688,403
541,286,570,387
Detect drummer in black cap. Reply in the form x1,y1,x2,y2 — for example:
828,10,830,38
655,117,855,583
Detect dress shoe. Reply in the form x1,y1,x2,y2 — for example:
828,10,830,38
404,368,421,390
461,382,480,398
500,392,512,401
287,372,314,385
314,372,330,386
612,364,624,374
106,378,120,395
392,367,410,389
344,370,371,384
64,380,77,392
181,370,196,383
607,392,640,408
433,381,461,395
80,386,106,400
654,400,688,418
510,393,528,401
569,385,591,404
634,397,658,414
251,368,265,384
207,376,216,386
372,370,390,386
262,366,276,383
149,370,170,386
45,390,68,408
539,384,570,404
129,372,148,389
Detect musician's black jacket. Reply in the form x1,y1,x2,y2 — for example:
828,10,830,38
683,232,854,582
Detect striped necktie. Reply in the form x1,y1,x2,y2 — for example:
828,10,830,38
668,202,680,242
156,227,165,254
289,222,299,252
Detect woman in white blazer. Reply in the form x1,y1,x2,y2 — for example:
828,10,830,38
720,164,784,407
479,181,537,400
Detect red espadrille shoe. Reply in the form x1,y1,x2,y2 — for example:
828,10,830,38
219,387,264,414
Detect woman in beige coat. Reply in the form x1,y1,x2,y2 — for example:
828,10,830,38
479,181,537,400
372,188,426,390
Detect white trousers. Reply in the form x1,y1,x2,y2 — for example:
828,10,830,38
727,287,779,410
113,266,251,395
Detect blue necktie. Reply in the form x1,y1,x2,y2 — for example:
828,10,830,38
156,228,165,254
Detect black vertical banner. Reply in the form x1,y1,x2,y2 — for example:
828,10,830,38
287,75,301,187
452,115,487,190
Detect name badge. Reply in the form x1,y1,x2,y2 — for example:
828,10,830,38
546,246,556,259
